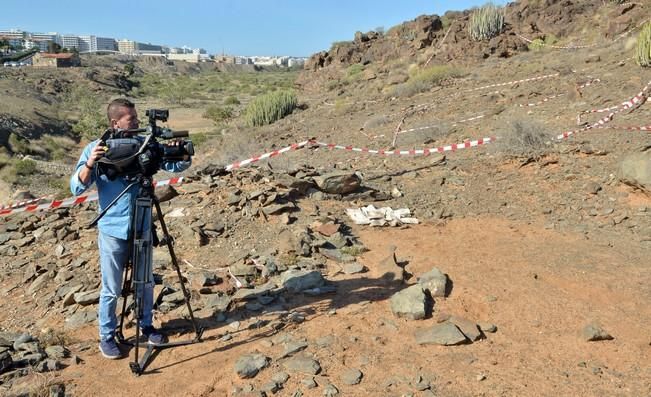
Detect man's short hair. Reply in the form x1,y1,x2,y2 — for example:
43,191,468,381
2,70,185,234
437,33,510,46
107,98,135,123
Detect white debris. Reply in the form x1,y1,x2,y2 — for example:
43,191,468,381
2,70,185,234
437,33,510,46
345,205,419,226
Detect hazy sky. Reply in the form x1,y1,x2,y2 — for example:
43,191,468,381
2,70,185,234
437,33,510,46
3,0,508,56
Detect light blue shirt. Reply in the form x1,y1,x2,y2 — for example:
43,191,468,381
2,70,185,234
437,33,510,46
70,138,190,240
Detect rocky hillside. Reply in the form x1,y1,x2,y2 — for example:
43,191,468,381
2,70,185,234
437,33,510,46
299,0,647,90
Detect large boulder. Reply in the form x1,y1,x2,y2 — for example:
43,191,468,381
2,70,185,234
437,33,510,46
312,172,361,194
618,150,651,192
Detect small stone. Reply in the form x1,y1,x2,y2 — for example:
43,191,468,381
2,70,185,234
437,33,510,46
234,353,270,378
323,383,339,396
340,368,363,385
271,371,290,385
478,322,498,333
582,323,614,342
301,377,317,389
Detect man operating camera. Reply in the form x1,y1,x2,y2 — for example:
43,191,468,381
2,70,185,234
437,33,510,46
70,98,191,359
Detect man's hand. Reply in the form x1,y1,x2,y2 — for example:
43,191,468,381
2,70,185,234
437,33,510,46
78,143,106,184
87,143,107,168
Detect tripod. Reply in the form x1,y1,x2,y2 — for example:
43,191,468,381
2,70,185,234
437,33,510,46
88,174,203,375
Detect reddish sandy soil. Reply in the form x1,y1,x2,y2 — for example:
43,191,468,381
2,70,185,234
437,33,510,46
8,217,647,397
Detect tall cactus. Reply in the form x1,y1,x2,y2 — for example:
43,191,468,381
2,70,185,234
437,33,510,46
468,3,505,41
244,90,297,127
636,22,651,67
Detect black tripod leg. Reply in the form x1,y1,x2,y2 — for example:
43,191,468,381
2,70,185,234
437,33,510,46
153,198,203,341
129,196,153,375
116,261,133,343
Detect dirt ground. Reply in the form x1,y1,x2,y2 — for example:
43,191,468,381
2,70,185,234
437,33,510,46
4,215,648,397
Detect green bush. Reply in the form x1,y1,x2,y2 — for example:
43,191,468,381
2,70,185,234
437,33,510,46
468,3,505,41
347,63,364,78
190,132,208,148
14,159,37,175
528,38,546,51
224,95,240,105
636,22,651,67
8,134,30,155
389,65,462,98
410,65,462,85
64,86,106,141
202,105,233,125
124,63,135,76
244,90,297,127
527,35,558,51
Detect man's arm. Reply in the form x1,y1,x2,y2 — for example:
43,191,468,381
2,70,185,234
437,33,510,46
70,142,105,195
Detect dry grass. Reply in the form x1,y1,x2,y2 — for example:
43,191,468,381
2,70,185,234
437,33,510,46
38,328,76,348
492,117,553,159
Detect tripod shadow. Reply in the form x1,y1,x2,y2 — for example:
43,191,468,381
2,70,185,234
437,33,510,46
145,269,412,373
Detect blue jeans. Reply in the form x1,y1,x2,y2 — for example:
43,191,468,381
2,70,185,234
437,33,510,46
98,231,154,341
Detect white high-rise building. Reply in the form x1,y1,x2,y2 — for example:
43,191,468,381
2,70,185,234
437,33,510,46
78,35,116,52
78,35,93,52
57,35,80,50
95,37,116,52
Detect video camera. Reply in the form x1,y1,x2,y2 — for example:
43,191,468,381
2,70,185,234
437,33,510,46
96,108,194,179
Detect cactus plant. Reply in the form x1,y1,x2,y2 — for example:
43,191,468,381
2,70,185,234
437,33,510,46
636,22,651,67
468,3,505,41
244,90,297,127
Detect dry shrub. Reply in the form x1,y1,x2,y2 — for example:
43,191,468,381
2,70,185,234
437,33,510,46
7,368,63,397
493,118,552,159
39,328,76,348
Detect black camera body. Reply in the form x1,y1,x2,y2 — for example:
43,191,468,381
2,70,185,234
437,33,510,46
96,109,194,179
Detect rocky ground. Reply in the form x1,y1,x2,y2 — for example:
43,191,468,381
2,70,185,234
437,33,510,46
1,0,651,396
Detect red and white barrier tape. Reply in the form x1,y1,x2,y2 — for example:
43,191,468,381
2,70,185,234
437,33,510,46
467,73,560,92
0,192,99,217
519,93,566,108
224,140,311,171
363,114,486,140
0,177,184,217
515,33,598,50
559,80,650,140
312,136,495,156
594,125,651,131
388,73,563,119
0,195,52,211
517,16,649,49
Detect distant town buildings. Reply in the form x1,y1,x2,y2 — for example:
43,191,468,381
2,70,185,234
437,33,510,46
0,28,306,66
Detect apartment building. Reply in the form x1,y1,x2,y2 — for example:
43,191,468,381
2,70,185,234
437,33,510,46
0,30,26,48
117,39,162,55
57,35,80,50
78,35,116,52
29,33,57,52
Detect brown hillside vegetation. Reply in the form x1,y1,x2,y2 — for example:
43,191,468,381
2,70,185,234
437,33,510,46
1,0,651,396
